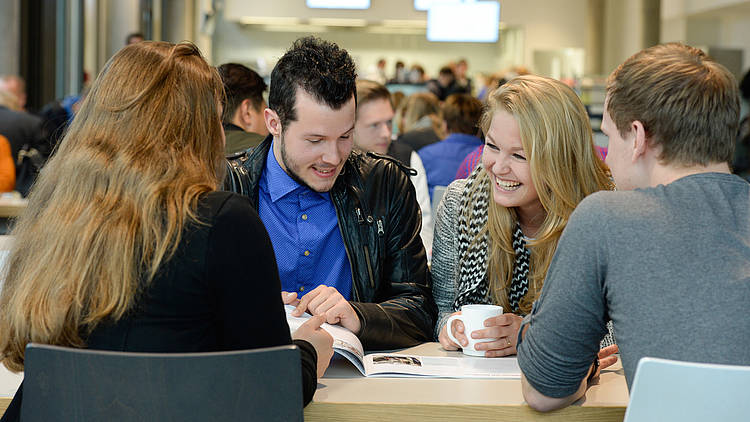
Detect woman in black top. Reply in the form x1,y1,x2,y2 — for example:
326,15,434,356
0,41,332,421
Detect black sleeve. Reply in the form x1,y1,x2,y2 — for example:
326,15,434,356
351,161,437,350
206,193,317,406
293,339,318,406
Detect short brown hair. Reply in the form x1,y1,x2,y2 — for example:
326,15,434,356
606,43,740,166
217,63,267,123
355,79,392,109
442,93,482,135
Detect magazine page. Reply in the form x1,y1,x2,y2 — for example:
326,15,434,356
362,353,521,378
284,305,367,375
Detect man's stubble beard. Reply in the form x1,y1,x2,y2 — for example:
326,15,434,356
279,132,345,193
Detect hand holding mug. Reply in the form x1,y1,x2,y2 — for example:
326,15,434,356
438,311,467,351
445,304,504,357
470,312,523,357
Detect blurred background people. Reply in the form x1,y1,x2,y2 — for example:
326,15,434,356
397,92,444,151
0,75,27,111
418,93,483,199
388,61,408,84
0,78,43,168
126,32,144,45
454,59,472,95
366,58,387,85
217,63,269,155
0,134,15,192
408,65,427,84
426,66,457,101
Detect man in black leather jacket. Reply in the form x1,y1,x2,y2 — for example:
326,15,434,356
224,36,436,350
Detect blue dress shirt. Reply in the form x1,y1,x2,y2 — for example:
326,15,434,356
258,142,353,300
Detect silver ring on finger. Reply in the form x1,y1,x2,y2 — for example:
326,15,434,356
506,337,512,346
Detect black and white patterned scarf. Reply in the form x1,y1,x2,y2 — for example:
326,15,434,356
508,225,530,313
452,166,490,310
452,165,530,313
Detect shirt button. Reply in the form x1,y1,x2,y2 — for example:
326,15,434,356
299,286,305,292
304,250,310,256
301,214,308,220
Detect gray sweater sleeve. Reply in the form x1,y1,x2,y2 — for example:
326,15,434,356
430,179,467,339
516,195,610,398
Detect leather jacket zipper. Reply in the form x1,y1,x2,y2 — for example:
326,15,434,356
358,208,376,289
335,202,360,302
363,245,375,289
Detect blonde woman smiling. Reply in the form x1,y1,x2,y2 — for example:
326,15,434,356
433,75,615,356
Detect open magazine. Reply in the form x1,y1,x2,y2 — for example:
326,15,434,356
285,305,521,378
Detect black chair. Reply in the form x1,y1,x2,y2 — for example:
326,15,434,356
20,343,303,422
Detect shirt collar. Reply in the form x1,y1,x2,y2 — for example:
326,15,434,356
264,140,328,203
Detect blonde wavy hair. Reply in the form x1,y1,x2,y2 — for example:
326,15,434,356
0,41,225,371
468,75,612,314
399,92,445,138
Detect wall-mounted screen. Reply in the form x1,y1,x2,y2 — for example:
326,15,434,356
427,1,500,43
306,0,370,9
414,0,461,11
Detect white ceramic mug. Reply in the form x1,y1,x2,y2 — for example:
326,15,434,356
446,304,503,356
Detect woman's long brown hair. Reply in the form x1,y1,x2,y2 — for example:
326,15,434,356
0,41,225,371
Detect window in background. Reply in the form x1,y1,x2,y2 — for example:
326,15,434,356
414,0,461,11
306,0,370,9
426,1,500,43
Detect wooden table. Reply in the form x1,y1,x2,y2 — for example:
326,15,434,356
0,369,22,416
304,342,629,421
0,343,629,420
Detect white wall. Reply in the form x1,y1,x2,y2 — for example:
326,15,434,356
214,0,589,78
719,13,750,73
212,20,512,79
602,0,656,76
105,0,140,60
0,0,21,76
661,0,750,72
499,0,588,68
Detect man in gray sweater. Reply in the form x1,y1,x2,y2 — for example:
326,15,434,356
517,43,749,411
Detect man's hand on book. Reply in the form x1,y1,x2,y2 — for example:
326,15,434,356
283,286,362,335
292,314,334,378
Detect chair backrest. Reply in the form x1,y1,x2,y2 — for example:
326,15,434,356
431,185,448,217
21,343,303,422
624,357,750,422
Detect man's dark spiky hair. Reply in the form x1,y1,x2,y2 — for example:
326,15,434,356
268,36,357,130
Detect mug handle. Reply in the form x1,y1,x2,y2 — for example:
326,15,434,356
445,314,465,346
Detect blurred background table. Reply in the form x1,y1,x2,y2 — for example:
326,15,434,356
0,196,26,219
0,195,26,235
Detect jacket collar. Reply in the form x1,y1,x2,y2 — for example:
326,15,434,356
222,122,245,132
